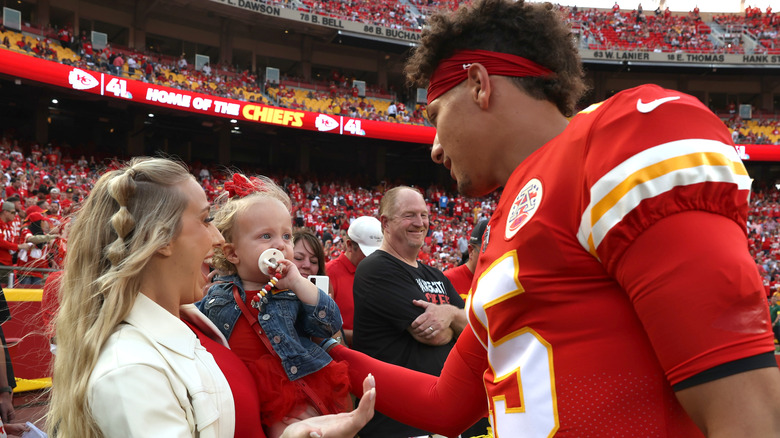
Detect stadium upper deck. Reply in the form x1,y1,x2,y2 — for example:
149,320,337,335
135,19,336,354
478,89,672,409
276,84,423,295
2,0,777,115
1,0,779,177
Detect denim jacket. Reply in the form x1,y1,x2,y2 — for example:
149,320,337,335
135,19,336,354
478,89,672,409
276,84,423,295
196,274,342,381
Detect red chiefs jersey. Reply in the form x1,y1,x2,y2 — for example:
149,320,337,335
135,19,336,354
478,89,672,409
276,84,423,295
17,228,49,277
9,216,21,243
467,85,771,437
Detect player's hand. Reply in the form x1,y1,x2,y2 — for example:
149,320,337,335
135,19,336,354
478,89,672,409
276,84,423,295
280,374,376,438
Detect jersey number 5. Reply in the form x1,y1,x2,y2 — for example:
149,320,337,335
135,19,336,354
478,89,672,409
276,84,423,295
472,251,559,437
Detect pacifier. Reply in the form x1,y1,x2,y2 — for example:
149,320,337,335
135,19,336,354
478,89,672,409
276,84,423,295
258,248,284,276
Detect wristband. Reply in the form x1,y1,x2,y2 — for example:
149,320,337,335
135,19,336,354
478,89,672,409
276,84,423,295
319,338,340,353
0,386,12,394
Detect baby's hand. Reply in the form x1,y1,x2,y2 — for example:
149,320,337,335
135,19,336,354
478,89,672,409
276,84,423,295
271,259,304,290
271,259,320,306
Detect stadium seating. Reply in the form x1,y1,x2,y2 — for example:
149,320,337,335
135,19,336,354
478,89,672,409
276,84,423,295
727,117,780,145
0,24,430,125
713,9,780,54
297,0,424,31
570,7,715,53
4,3,778,129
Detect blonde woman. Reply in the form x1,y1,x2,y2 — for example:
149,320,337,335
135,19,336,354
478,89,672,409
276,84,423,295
48,157,374,438
48,157,236,438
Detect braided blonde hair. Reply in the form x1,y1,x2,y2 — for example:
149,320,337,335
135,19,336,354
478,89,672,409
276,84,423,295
211,174,290,274
48,157,193,438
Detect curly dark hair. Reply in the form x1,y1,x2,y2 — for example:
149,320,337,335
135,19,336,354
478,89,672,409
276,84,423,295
405,0,587,116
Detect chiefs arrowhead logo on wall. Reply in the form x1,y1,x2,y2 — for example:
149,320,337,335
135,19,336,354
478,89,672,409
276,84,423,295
68,68,99,90
315,114,339,132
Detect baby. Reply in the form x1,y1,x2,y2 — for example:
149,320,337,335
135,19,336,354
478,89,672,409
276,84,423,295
198,173,349,438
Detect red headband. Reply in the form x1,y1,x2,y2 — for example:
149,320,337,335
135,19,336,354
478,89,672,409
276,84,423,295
427,49,554,105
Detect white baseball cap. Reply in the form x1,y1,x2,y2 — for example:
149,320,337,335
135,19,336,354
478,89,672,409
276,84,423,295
348,216,382,257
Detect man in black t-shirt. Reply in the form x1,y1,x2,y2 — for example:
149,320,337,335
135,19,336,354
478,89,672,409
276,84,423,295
353,186,466,437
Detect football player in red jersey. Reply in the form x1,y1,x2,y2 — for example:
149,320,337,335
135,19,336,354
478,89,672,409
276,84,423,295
328,0,780,437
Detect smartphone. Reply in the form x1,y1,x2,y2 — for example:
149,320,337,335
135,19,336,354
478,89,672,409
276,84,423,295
309,275,329,293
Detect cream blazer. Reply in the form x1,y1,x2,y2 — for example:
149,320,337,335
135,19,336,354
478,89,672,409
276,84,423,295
88,293,235,438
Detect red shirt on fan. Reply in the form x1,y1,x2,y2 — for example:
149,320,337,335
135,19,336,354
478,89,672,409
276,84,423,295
443,263,473,302
0,221,17,267
326,254,357,330
18,227,50,279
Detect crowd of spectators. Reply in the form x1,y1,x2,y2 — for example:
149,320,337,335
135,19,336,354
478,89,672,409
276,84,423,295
5,0,780,70
714,6,779,53
298,0,425,30
1,23,271,103
267,77,428,125
280,0,779,56
0,132,497,286
4,115,780,289
271,0,771,55
748,184,780,298
726,117,780,145
568,4,721,53
1,23,429,126
5,3,780,130
408,0,462,19
5,123,780,292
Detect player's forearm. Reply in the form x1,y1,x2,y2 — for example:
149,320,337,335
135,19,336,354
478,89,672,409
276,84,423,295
330,342,486,437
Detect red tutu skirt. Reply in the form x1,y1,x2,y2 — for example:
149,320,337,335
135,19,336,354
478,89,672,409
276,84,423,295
231,290,351,427
246,354,351,426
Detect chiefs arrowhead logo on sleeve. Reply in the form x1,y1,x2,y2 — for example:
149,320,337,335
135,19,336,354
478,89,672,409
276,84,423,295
505,178,542,240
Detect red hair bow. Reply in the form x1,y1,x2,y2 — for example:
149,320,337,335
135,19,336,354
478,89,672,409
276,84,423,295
224,174,264,198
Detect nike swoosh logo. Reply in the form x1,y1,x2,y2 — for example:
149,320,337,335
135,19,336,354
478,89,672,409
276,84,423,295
636,96,680,113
